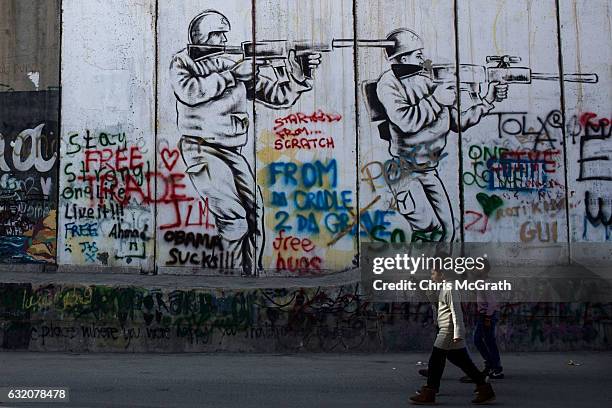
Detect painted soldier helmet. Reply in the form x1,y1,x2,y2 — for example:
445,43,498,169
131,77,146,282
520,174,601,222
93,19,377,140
385,28,424,60
189,10,231,45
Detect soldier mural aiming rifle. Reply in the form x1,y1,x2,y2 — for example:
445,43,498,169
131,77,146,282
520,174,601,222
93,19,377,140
171,10,321,276
361,28,598,244
171,10,391,275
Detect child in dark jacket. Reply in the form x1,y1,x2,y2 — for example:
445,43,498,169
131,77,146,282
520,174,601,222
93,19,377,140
473,261,504,379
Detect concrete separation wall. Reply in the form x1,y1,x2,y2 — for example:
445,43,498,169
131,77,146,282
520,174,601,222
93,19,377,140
0,0,608,274
0,1,610,352
0,0,60,264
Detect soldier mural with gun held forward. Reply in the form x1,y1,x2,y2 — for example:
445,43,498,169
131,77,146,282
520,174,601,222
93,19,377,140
362,28,598,243
366,28,509,242
170,10,323,275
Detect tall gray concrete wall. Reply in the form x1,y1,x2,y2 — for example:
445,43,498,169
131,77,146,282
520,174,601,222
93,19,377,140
0,0,610,352
0,0,609,273
0,0,60,264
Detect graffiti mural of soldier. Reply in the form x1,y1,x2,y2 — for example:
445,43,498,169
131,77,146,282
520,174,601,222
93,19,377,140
375,29,508,242
171,10,321,274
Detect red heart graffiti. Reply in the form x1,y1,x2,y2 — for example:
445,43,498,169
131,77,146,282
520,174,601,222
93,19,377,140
161,148,180,171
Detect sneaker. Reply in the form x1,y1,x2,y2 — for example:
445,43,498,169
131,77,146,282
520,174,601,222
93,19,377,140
488,368,504,379
418,369,429,377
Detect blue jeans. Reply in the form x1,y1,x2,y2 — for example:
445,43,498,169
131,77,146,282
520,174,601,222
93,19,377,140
474,313,502,371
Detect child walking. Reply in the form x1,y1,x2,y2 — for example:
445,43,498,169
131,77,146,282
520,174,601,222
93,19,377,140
410,267,495,405
471,261,504,379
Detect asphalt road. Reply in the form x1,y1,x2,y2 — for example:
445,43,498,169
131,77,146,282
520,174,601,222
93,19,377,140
1,352,610,407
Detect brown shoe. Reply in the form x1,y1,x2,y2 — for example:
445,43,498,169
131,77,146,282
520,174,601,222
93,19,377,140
472,383,495,404
410,386,436,405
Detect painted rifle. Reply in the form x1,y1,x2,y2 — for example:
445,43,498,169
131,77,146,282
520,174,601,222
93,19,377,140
188,39,393,83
